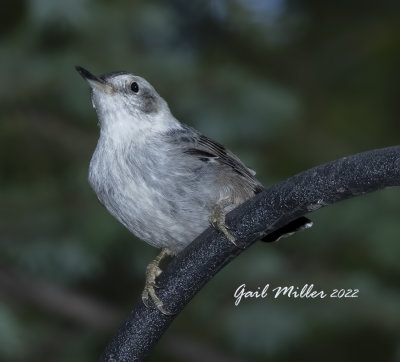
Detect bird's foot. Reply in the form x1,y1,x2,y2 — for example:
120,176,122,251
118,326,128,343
142,248,174,315
209,203,238,246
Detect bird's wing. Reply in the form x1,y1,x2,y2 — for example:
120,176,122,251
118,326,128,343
165,126,264,194
163,126,313,239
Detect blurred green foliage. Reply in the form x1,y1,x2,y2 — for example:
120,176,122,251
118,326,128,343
1,1,400,361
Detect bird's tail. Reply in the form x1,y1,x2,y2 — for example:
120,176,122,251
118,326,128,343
261,216,313,243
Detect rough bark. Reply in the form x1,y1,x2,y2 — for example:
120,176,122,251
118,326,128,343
100,146,400,362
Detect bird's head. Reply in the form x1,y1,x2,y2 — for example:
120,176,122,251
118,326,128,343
76,66,176,137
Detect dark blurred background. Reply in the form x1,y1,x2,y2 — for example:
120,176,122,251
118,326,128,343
1,1,400,361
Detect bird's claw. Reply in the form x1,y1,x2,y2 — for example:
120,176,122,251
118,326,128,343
141,249,174,315
209,204,238,246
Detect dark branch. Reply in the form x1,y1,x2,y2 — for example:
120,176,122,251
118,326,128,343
100,146,400,362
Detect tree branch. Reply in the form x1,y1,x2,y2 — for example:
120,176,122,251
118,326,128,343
100,146,400,362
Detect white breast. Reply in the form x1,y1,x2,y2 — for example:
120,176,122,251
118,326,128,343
88,130,209,254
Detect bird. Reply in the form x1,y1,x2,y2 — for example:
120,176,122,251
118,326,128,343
75,66,312,314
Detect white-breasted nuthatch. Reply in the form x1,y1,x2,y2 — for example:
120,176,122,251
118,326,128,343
76,66,312,314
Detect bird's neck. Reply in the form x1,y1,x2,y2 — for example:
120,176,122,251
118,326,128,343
98,109,182,146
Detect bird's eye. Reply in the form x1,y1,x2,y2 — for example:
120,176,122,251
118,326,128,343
130,82,139,93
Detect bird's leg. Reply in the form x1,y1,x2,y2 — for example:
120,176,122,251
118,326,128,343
209,199,238,246
142,248,173,315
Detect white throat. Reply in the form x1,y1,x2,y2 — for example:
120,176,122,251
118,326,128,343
95,96,182,144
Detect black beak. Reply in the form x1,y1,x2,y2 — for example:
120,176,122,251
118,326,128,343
75,66,103,83
75,65,113,93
